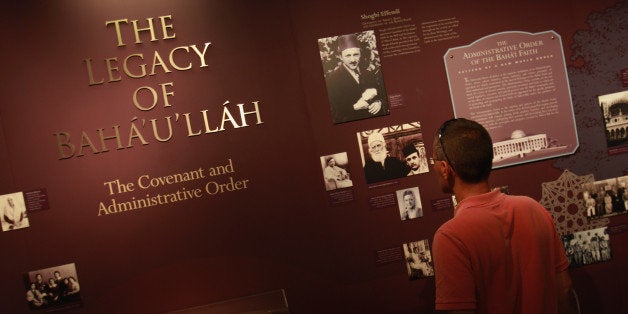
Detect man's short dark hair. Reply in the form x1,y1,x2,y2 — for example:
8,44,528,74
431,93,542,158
402,190,415,198
435,118,493,183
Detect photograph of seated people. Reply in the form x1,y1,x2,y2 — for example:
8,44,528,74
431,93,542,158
403,239,434,280
362,131,409,184
319,31,389,124
430,118,577,313
1,193,29,231
321,153,353,191
25,267,81,310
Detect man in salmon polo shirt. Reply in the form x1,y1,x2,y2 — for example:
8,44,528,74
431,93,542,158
430,118,577,314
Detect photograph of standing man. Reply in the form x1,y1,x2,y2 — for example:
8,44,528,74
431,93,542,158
319,31,389,124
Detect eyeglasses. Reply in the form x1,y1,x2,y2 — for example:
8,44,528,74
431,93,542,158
436,118,457,170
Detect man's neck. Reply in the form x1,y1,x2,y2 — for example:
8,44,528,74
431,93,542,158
453,180,491,204
342,64,360,84
342,63,359,74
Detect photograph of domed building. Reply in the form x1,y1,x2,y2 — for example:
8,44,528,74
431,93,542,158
493,130,549,162
491,127,571,165
599,91,628,148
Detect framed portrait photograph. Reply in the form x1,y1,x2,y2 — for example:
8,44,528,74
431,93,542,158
396,187,423,221
319,30,390,124
0,192,29,232
320,152,353,191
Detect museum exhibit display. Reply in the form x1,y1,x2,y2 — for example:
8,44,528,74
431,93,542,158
1,0,626,313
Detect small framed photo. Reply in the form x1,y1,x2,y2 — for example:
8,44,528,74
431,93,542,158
402,239,434,280
562,227,611,268
396,187,423,221
598,90,628,152
319,30,390,124
1,192,29,232
24,263,82,311
320,152,353,191
357,121,426,184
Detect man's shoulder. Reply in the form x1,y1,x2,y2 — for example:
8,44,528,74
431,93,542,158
501,193,546,209
384,156,405,165
360,68,380,80
326,66,348,79
433,218,469,250
434,216,463,236
363,160,381,172
364,159,377,165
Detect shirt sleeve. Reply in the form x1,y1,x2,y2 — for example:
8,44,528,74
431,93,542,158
433,228,477,311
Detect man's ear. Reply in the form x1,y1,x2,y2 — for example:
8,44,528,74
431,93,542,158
438,160,450,178
440,160,458,184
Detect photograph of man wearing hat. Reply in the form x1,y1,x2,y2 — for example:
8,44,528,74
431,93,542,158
323,31,389,124
403,143,429,176
363,131,409,184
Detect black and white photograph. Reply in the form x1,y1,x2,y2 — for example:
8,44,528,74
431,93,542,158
357,121,426,184
318,30,389,124
1,192,29,232
402,239,434,280
598,90,628,150
581,175,627,218
396,187,423,221
491,128,569,165
403,141,429,176
24,263,82,311
320,152,353,191
562,227,611,268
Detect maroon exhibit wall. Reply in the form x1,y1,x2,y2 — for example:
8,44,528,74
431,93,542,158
1,0,626,313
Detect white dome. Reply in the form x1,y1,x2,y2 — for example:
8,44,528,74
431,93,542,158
511,130,526,139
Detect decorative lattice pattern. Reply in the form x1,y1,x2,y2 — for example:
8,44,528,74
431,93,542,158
539,170,609,236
